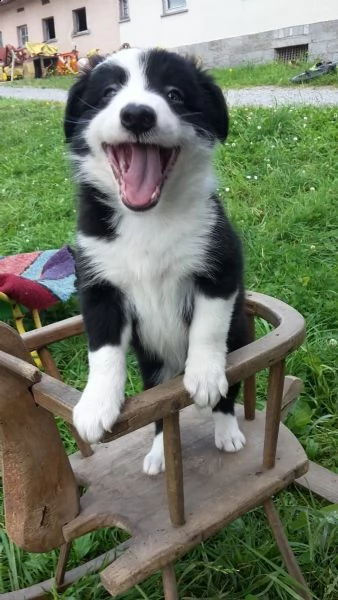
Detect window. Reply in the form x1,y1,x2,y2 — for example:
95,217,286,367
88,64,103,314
17,7,24,12
73,7,88,34
275,44,308,62
41,0,50,5
119,0,130,21
17,24,28,47
163,0,187,12
0,31,3,48
42,16,56,41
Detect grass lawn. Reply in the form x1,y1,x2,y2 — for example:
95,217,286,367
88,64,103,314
1,74,75,89
212,61,338,89
0,98,337,599
2,60,337,91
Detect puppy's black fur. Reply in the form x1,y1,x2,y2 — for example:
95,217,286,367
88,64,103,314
65,48,249,468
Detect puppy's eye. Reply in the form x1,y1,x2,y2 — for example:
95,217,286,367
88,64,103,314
103,84,120,98
167,87,184,104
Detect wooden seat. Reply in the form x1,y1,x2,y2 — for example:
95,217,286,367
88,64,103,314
68,405,307,596
0,292,312,599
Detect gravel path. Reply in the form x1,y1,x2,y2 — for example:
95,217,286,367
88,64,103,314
225,86,338,107
0,86,67,103
0,84,338,106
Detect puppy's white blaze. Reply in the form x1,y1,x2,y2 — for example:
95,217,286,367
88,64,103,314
81,49,215,204
86,49,181,155
213,412,246,452
85,90,180,153
73,326,130,443
143,432,165,475
107,48,180,144
184,292,238,408
105,47,144,79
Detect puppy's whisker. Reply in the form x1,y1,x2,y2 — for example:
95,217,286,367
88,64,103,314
193,124,215,142
64,118,92,125
76,96,100,112
180,111,203,117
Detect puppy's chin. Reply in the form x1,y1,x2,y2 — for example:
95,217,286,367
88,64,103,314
120,195,160,212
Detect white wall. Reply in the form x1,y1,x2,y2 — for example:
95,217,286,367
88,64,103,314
120,0,338,49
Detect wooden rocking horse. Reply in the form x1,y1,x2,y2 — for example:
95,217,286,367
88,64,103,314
0,291,312,599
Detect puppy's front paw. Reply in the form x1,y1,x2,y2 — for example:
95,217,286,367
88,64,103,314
213,413,246,452
143,433,165,476
184,358,228,409
73,381,123,443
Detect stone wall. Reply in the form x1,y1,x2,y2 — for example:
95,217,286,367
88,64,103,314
174,20,338,68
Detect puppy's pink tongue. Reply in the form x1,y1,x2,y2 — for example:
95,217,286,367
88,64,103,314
123,145,162,207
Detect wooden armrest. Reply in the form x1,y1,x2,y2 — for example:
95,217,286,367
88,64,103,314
32,291,305,441
21,315,84,350
21,290,301,352
0,349,41,384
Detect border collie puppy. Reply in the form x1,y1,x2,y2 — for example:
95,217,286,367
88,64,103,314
65,48,249,475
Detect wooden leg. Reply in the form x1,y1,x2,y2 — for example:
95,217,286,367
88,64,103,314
244,374,256,420
296,460,338,504
162,564,178,600
55,542,72,588
264,499,312,600
1,541,130,599
244,310,256,420
37,346,61,379
163,412,185,527
281,376,304,421
263,360,285,469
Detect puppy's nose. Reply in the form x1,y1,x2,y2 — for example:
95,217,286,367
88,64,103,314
120,104,157,134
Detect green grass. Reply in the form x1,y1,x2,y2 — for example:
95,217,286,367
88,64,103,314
212,61,338,88
0,98,337,599
1,74,76,89
2,60,337,91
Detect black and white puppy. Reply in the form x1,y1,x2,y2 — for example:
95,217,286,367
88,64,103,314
65,48,249,475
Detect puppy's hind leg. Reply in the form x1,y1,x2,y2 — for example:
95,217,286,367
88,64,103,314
212,382,246,452
141,363,177,476
143,419,165,476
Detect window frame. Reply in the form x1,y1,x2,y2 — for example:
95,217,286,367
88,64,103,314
72,7,89,36
17,24,28,47
119,0,130,22
162,0,187,15
42,16,56,42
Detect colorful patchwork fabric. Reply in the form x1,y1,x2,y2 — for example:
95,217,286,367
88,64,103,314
0,246,76,310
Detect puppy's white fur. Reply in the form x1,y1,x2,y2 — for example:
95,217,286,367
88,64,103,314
73,325,130,442
184,294,237,409
213,412,246,452
143,432,165,476
71,49,246,469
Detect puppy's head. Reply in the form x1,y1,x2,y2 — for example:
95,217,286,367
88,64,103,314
65,48,228,212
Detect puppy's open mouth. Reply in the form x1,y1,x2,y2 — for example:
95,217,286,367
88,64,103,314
103,143,180,210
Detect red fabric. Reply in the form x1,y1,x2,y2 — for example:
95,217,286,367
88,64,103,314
0,252,38,275
0,273,56,310
0,247,75,310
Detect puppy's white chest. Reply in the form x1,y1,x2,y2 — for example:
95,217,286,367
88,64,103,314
133,273,190,365
116,246,191,369
78,211,208,368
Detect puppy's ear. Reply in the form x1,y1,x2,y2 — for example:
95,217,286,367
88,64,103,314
197,69,229,142
64,55,105,142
